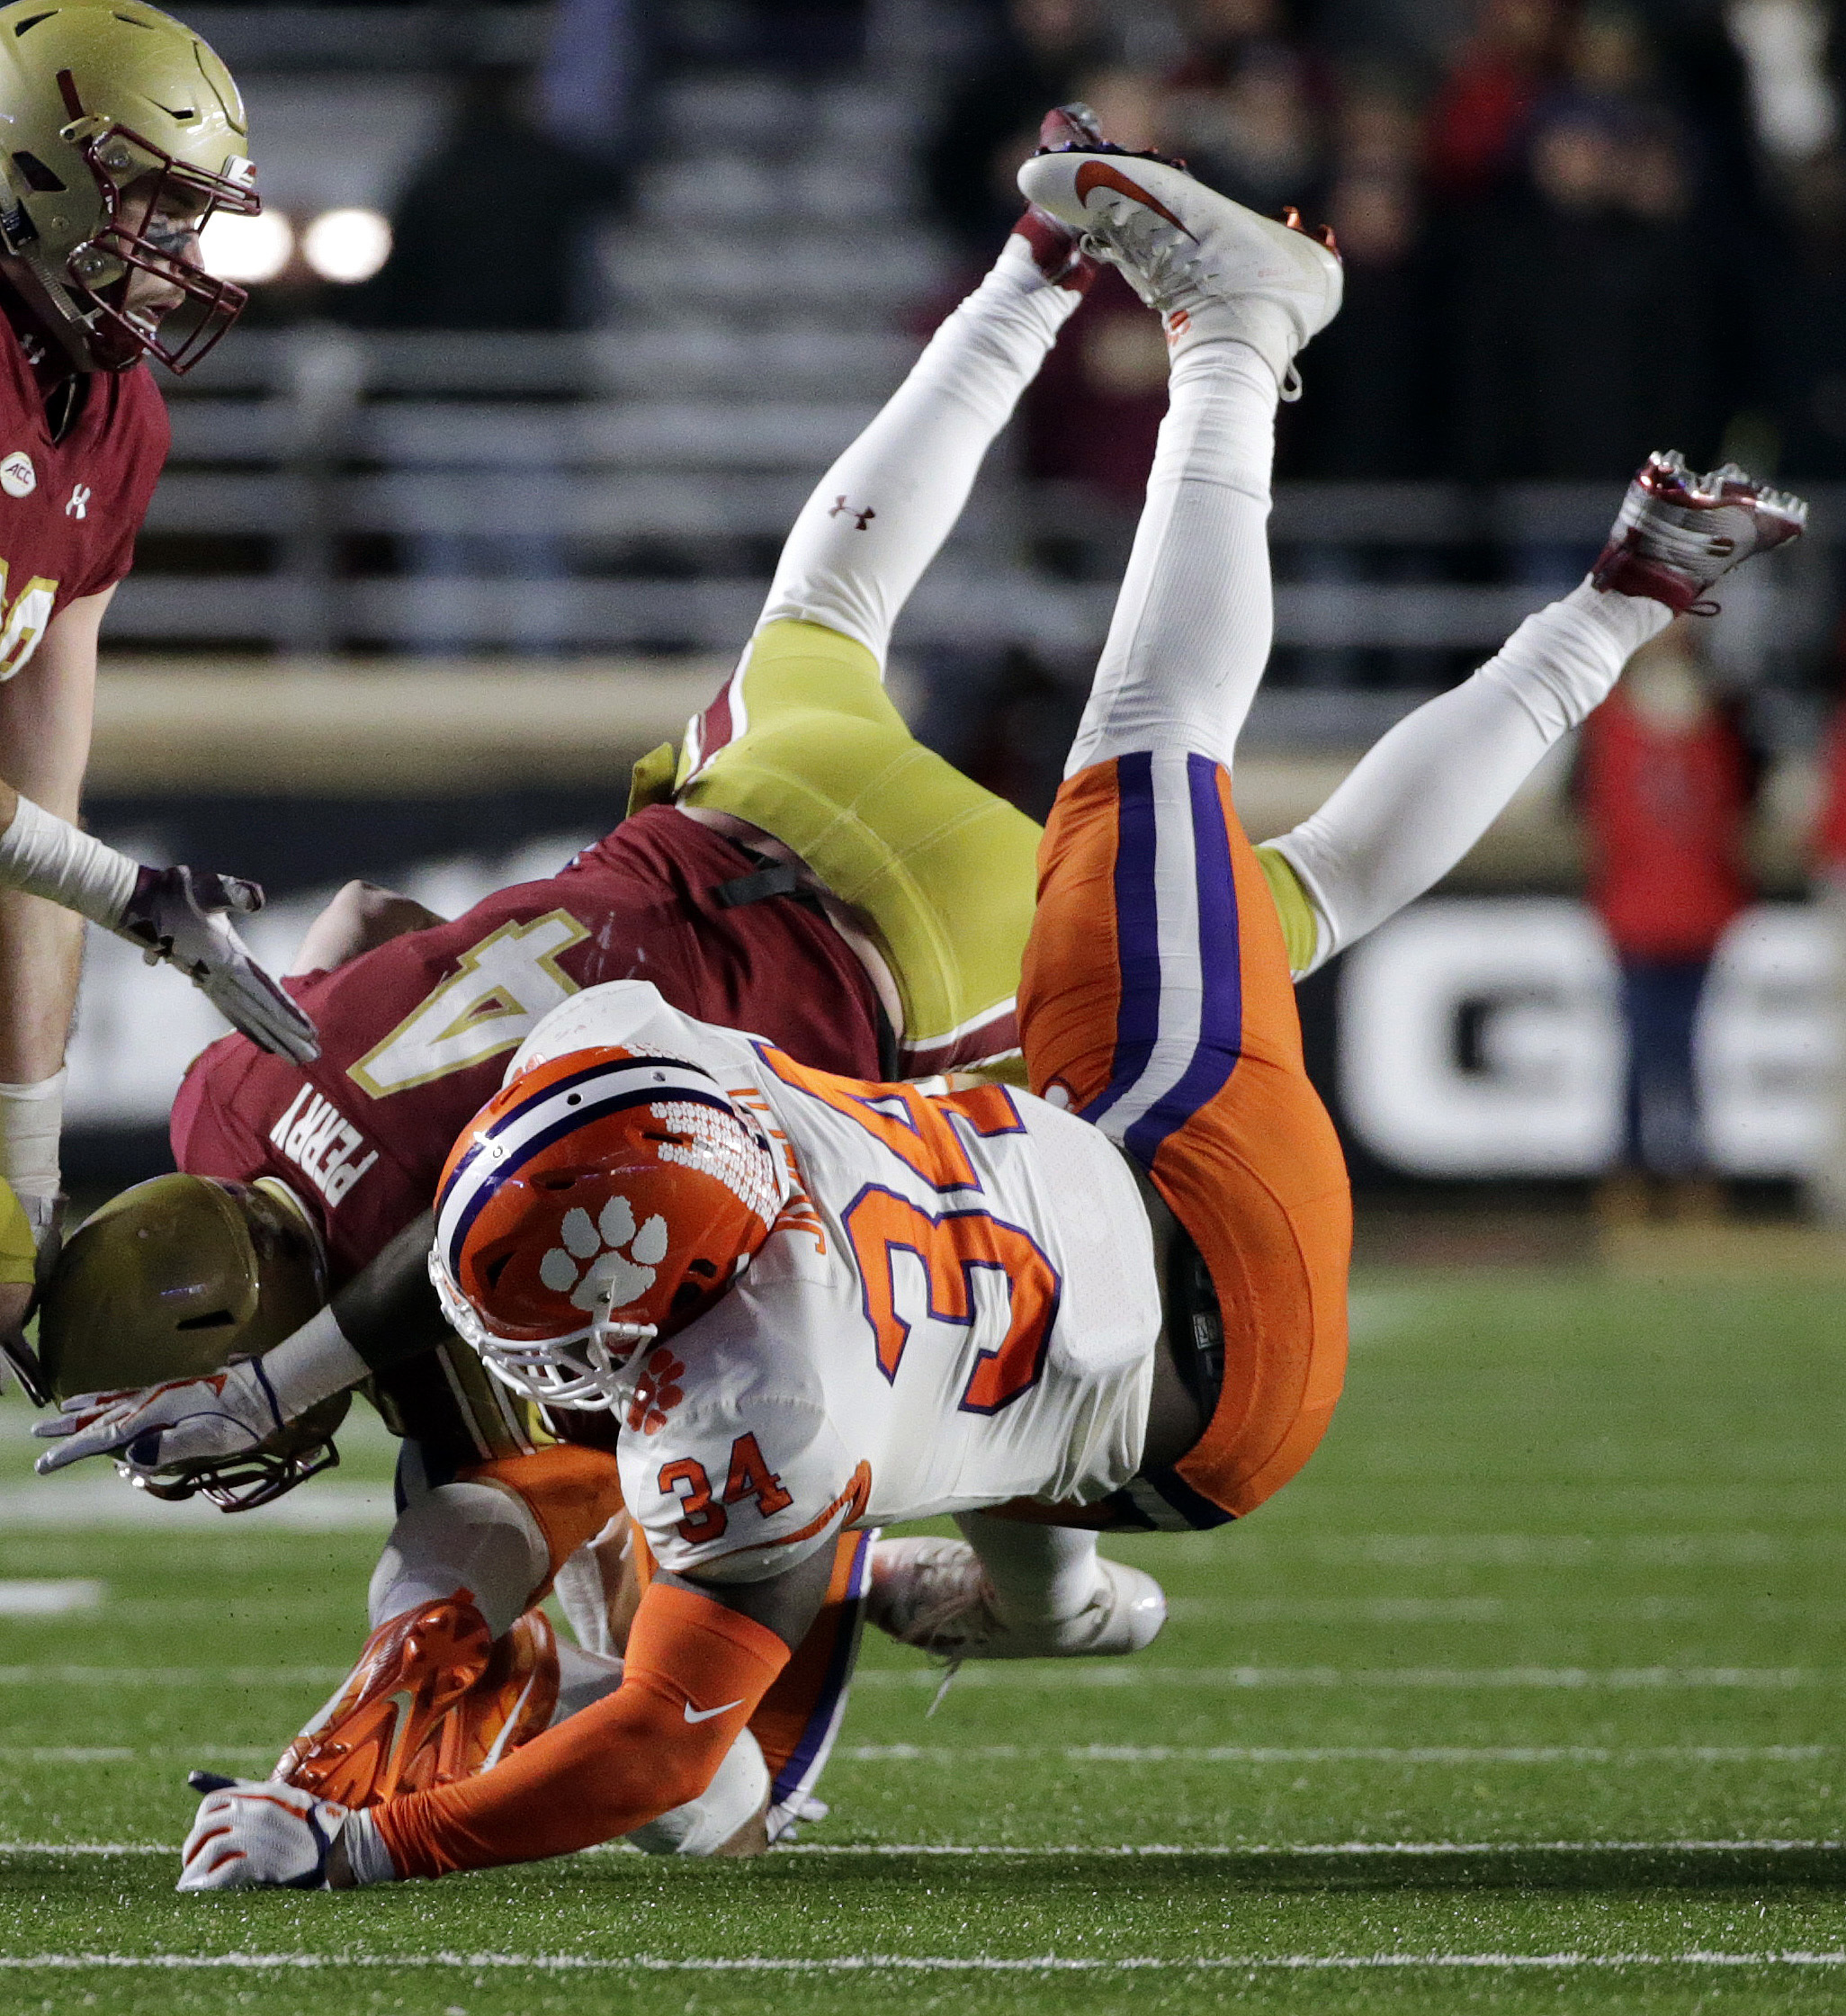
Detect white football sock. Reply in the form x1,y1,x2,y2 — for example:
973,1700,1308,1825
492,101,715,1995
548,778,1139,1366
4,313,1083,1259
1065,338,1279,777
1269,579,1672,972
954,1511,1107,1626
0,1071,65,1237
757,234,1081,665
366,1481,550,1641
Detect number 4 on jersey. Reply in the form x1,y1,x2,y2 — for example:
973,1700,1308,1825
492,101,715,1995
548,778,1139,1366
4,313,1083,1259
348,910,587,1098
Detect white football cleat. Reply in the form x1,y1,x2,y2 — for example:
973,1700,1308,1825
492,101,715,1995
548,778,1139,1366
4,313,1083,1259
1016,143,1341,393
177,1773,350,1891
868,1537,1167,1660
1591,450,1808,614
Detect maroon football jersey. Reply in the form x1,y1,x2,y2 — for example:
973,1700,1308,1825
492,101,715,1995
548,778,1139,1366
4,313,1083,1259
171,806,887,1286
0,311,168,680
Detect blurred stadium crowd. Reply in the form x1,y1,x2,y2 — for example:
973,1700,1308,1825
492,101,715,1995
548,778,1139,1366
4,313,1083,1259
926,0,1844,491
134,2,1843,694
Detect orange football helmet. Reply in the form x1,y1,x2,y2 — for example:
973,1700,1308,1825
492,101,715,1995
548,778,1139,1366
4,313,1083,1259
430,1047,787,1411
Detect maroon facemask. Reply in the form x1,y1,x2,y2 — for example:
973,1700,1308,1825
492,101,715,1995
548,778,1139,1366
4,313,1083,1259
51,67,259,373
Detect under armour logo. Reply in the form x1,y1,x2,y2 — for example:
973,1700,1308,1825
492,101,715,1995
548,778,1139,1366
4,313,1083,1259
65,484,90,520
828,494,875,531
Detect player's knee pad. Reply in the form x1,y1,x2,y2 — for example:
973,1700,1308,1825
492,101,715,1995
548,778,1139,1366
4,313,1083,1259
623,1727,769,1858
458,1444,625,1581
368,1481,551,1640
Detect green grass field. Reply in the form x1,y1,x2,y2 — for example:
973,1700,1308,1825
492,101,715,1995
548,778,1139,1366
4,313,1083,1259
0,1265,1841,2013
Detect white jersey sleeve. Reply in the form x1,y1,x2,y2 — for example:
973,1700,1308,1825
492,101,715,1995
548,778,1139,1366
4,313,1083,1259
616,1226,865,1584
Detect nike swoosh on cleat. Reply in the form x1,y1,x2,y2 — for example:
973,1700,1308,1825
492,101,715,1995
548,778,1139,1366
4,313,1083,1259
1073,160,1196,238
683,1698,744,1724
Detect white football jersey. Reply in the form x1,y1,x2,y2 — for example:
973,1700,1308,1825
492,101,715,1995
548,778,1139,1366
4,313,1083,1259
506,981,1159,1581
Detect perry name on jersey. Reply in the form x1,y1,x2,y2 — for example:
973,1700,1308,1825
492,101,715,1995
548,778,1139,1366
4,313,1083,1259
502,981,1161,1583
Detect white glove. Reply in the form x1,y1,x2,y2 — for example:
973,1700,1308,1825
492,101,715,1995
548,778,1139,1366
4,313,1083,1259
177,1773,349,1891
32,1358,282,1479
115,865,319,1065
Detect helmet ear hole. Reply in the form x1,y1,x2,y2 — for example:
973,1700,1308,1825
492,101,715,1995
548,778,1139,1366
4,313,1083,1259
175,1309,235,1331
10,149,62,190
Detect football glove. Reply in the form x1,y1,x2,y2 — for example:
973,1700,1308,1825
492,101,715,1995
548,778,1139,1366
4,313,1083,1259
115,865,319,1065
178,1773,350,1891
32,1357,282,1479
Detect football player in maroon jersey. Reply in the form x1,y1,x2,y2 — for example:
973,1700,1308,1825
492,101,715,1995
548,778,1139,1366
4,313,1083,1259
0,2,317,1269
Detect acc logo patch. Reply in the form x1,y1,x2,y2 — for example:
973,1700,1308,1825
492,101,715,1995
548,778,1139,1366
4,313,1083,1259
0,451,35,498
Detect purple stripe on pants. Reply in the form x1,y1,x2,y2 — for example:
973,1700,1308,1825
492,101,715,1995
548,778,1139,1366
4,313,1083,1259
1081,750,1160,1129
1120,754,1244,1163
771,1528,873,1807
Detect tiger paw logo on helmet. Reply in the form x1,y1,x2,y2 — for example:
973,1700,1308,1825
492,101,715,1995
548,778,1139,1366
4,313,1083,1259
539,1196,669,1315
433,1045,793,1412
625,1347,686,1435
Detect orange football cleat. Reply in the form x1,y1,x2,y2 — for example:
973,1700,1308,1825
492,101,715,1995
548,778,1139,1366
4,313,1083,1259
273,1599,559,1808
400,1608,560,1794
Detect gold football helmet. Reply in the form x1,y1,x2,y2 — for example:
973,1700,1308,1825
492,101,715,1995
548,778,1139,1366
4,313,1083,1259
0,0,257,371
36,1173,348,1510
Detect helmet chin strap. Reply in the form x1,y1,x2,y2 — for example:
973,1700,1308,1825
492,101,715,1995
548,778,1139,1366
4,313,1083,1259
0,255,98,380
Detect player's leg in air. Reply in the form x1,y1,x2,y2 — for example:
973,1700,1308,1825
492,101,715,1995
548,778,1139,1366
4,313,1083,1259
161,138,1112,1867
867,146,1809,1660
644,108,1108,1077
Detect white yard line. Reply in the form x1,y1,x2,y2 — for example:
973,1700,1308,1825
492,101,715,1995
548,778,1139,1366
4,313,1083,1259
0,1581,103,1614
23,1743,1815,1769
0,1667,350,1687
4,1840,1839,1860
0,1952,1842,1973
3,1663,1822,1691
0,1746,273,1764
838,1744,1832,1765
0,1483,390,1531
771,1841,1845,1857
1223,1535,1846,1567
850,1665,1834,1690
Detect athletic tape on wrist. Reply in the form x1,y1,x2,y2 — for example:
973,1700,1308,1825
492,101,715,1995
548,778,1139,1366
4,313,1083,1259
261,1302,371,1422
339,1808,399,1886
0,794,139,928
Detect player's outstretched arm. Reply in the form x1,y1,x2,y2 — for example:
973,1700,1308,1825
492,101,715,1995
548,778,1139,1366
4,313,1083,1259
33,1208,449,1480
1263,452,1807,976
175,1557,831,1889
0,778,319,1063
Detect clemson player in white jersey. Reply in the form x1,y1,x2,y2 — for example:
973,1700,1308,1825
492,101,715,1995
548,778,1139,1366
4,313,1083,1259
130,113,1809,1888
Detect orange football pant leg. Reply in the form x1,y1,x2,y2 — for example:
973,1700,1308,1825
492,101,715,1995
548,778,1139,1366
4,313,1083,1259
1019,754,1349,1521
